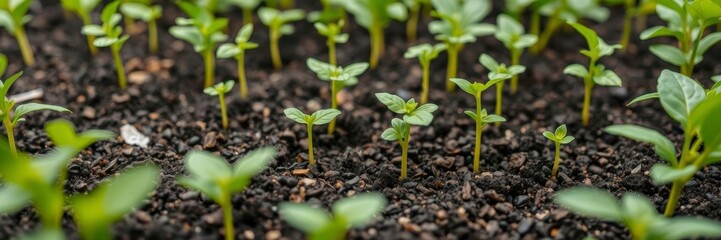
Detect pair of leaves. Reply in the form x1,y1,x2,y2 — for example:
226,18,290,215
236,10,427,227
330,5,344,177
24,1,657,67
555,187,721,240
450,77,508,98
494,14,538,50
464,108,506,125
0,0,32,34
479,54,526,79
177,147,276,204
429,0,495,44
60,0,101,18
203,80,234,96
543,124,575,144
170,2,228,52
120,2,162,22
279,193,387,240
563,64,623,87
403,43,446,67
0,72,71,126
646,33,721,67
343,0,407,29
217,24,258,58
314,20,349,44
568,21,621,60
284,108,341,126
375,93,438,126
258,7,305,36
307,58,368,89
381,118,410,142
81,1,129,48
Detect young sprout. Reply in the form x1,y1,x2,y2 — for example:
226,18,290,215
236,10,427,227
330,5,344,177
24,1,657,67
605,0,638,50
0,53,6,76
504,0,536,20
283,108,341,165
70,164,160,240
279,192,387,239
170,1,228,88
0,0,35,65
61,0,102,55
314,20,348,66
307,0,345,24
449,78,507,173
344,0,407,68
493,14,537,94
641,0,721,76
479,54,524,119
563,21,622,127
81,1,131,89
306,58,368,135
120,1,163,54
0,72,71,157
230,0,261,25
403,43,446,104
530,0,610,54
403,0,430,43
178,148,276,240
607,70,721,217
266,0,295,9
217,24,258,100
376,93,438,179
258,7,305,70
555,187,721,240
429,0,495,92
204,80,234,129
542,124,574,177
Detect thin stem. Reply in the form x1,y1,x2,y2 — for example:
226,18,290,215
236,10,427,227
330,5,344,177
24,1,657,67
3,117,16,158
204,48,215,88
510,49,521,94
15,26,35,66
530,10,540,42
400,130,410,179
687,20,705,77
270,30,282,70
664,181,683,217
237,53,248,99
446,44,460,92
369,24,384,68
80,14,98,55
406,5,420,43
125,17,135,33
473,95,482,173
552,142,561,177
495,81,504,126
149,19,158,54
328,80,337,135
243,8,253,26
582,81,593,127
533,18,561,54
307,124,315,165
421,63,430,104
620,0,636,51
222,202,234,240
328,38,336,66
219,93,228,129
111,44,127,89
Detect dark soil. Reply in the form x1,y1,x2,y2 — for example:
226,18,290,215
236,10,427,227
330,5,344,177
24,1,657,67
1,1,720,240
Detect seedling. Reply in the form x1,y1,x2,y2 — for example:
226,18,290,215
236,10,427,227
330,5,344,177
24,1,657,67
170,1,228,87
376,93,438,179
429,0,495,91
542,124,574,177
0,0,35,65
61,0,102,55
530,0,610,54
0,72,71,157
563,21,622,127
178,148,276,240
70,164,160,240
0,53,6,76
307,58,368,135
555,187,721,240
505,0,536,20
217,24,258,99
230,0,261,25
314,20,348,66
258,7,305,70
494,14,537,94
606,70,721,217
403,43,446,104
449,78,507,173
120,1,162,54
403,0,430,43
344,0,407,68
307,0,345,24
479,54,524,119
204,80,234,129
279,192,387,240
283,108,341,165
605,0,638,50
641,0,721,76
82,1,130,89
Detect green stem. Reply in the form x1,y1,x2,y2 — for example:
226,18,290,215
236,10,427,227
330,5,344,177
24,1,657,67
582,81,593,127
328,80,337,135
421,63,430,104
473,95,482,173
243,7,253,26
270,30,282,70
687,20,705,77
552,142,561,177
510,49,521,94
620,0,636,50
15,26,35,66
149,19,158,54
222,202,234,240
400,130,410,179
307,124,315,165
533,17,561,54
80,14,98,55
369,24,384,69
219,93,228,129
125,17,135,34
530,10,541,42
328,38,336,66
111,44,127,89
237,53,248,99
446,43,460,92
3,117,16,158
406,5,420,43
204,48,215,88
664,181,683,217
495,81,504,125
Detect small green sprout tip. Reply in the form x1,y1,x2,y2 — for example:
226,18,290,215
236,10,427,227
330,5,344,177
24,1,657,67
307,58,368,135
258,7,305,70
404,43,446,104
493,14,537,94
479,54,523,121
0,0,35,65
218,24,259,100
542,124,575,177
314,20,348,66
120,1,163,54
61,0,102,55
284,108,341,165
204,80,235,129
344,0,407,68
82,1,130,89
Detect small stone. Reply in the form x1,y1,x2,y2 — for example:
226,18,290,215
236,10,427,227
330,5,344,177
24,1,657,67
243,230,255,240
120,124,150,148
265,230,281,240
203,132,217,149
518,218,533,234
323,170,340,178
128,71,152,84
135,211,152,223
82,107,96,119
514,195,529,207
188,136,201,145
292,169,310,176
345,176,360,186
280,177,298,187
300,178,316,186
112,93,130,103
179,191,199,200
436,210,448,220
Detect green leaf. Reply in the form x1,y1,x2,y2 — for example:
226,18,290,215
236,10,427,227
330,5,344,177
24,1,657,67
640,26,683,40
449,78,475,96
543,131,556,141
310,109,341,125
236,24,254,43
619,193,658,225
0,53,7,76
17,229,66,240
479,54,499,72
662,217,721,240
102,164,160,218
696,32,721,57
177,177,221,201
559,136,575,144
183,151,232,180
386,2,407,20
604,125,678,165
381,128,401,141
697,93,721,150
0,185,29,214
481,114,506,123
403,112,435,126
627,92,660,106
284,108,309,124
81,24,105,36
93,37,119,47
169,26,204,50
649,164,697,184
593,69,622,87
649,45,687,66
45,119,115,151
553,187,623,221
100,1,121,23
564,64,589,78
343,63,369,77
279,203,331,233
554,124,567,139
689,0,721,22
657,70,706,128
375,93,407,114
233,147,275,178
216,43,241,58
567,21,599,51
13,103,71,123
332,193,387,228
120,2,153,21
